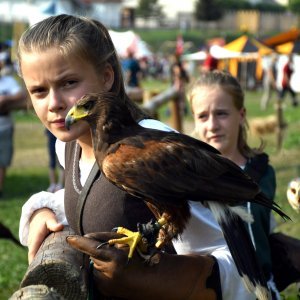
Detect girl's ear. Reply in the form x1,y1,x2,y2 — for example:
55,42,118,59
102,63,114,91
239,107,246,125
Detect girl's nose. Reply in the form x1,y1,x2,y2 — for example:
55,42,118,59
207,115,218,131
48,90,65,112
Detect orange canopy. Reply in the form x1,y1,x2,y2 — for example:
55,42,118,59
264,28,300,48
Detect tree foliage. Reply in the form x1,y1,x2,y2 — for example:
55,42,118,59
136,0,163,19
289,0,300,14
194,0,223,21
222,0,285,12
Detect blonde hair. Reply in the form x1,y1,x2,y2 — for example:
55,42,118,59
18,14,148,121
187,71,262,157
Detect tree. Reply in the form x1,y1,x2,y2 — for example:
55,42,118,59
289,0,300,27
136,0,163,19
289,0,300,14
194,0,224,22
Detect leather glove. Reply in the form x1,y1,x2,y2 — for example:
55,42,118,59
67,232,220,300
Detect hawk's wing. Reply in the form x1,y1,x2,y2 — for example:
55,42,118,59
101,131,259,207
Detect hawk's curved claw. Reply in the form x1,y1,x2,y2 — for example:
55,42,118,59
96,241,109,249
108,227,142,259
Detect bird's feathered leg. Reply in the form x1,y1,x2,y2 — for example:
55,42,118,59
207,202,271,300
108,200,188,264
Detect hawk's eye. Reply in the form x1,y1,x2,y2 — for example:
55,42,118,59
291,188,296,194
83,101,94,111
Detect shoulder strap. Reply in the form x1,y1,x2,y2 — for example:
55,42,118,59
75,162,100,235
245,153,269,183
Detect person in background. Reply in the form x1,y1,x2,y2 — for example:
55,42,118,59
121,49,142,88
187,70,280,299
202,46,219,73
17,14,257,300
169,54,190,116
0,50,27,198
261,53,278,110
279,54,298,107
45,129,64,193
121,50,144,103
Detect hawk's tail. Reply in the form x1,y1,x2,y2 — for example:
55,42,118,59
255,192,291,221
208,202,270,300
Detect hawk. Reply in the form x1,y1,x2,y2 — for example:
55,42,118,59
65,92,289,300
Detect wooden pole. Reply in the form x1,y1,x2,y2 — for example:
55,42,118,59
10,284,66,300
142,86,182,131
170,94,182,132
275,98,286,151
10,227,89,300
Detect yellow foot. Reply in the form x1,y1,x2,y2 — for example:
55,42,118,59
108,227,142,259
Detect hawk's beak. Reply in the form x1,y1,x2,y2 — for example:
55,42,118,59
65,106,76,131
65,105,88,130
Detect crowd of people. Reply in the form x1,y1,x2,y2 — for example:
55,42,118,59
0,12,298,299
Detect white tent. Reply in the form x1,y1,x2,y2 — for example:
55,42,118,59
183,45,256,60
108,30,152,59
182,50,206,61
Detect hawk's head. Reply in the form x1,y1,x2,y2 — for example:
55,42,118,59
65,93,99,130
65,92,137,134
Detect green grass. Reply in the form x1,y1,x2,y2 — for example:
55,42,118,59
0,118,49,299
0,85,299,299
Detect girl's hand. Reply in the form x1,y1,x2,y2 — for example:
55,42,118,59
28,208,64,264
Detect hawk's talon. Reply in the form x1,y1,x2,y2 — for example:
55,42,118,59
96,241,109,249
108,218,168,261
108,227,142,259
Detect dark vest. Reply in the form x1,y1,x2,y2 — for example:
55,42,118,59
64,141,154,235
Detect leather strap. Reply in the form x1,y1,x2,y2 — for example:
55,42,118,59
75,161,100,235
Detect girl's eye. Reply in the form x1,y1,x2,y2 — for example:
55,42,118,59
197,114,207,120
30,87,46,96
64,80,77,87
83,101,93,111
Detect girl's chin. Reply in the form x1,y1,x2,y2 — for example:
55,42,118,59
209,141,223,152
54,133,76,143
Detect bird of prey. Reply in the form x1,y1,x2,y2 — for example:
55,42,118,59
0,221,22,247
65,92,289,300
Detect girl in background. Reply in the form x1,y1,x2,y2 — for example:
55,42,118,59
187,70,280,299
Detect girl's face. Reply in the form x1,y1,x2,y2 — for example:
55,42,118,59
20,48,113,143
191,85,245,157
